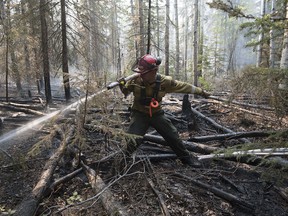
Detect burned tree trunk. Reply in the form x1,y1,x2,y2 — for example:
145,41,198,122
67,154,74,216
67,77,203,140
14,126,75,216
182,94,198,131
188,130,279,142
81,161,127,215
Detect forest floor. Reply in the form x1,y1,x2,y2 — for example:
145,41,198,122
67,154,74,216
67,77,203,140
0,88,288,216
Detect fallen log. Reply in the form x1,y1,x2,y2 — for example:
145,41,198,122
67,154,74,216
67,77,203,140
198,149,288,169
190,106,250,143
49,167,83,192
144,134,219,154
198,148,288,160
81,161,127,216
0,103,45,116
137,153,177,161
188,130,279,142
0,147,12,160
209,95,274,111
2,101,45,110
147,177,170,216
174,172,254,211
14,125,75,216
219,174,245,194
165,112,187,124
274,186,288,203
210,99,276,122
137,149,288,169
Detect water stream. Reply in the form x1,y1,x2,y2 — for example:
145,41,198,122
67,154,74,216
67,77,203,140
0,89,107,147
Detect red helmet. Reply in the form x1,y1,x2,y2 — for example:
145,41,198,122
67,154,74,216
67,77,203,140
134,54,162,73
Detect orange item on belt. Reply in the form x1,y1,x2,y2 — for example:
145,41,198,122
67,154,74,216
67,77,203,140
149,98,159,117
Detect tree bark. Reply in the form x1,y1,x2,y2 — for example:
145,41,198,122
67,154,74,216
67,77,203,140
81,161,128,215
144,134,219,154
164,0,170,75
188,130,279,142
0,103,44,116
40,0,52,105
190,106,250,143
138,0,145,56
193,0,199,86
61,0,71,102
174,0,180,80
174,172,254,211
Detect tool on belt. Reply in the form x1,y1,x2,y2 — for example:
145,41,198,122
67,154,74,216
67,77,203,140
138,74,161,117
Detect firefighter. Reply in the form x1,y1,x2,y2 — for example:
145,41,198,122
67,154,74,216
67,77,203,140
118,54,210,168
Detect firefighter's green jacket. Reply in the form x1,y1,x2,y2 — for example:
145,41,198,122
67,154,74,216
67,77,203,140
120,74,205,115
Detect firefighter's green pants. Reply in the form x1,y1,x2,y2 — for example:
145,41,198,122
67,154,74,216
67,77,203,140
125,110,190,159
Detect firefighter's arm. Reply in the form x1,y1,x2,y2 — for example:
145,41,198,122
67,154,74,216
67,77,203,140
165,78,210,98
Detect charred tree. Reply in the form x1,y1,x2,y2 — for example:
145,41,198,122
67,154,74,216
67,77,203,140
40,0,52,105
61,0,71,103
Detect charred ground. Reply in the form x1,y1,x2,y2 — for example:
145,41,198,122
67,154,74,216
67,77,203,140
0,90,288,216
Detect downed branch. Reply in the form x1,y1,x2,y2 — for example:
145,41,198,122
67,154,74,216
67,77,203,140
137,153,177,161
147,177,171,216
81,161,127,215
190,106,250,143
209,95,274,111
14,125,75,216
144,134,219,154
174,172,254,211
210,99,276,122
2,101,45,110
49,167,83,192
274,186,288,203
188,130,282,142
199,148,288,159
198,148,288,169
55,160,141,214
0,103,45,116
0,147,12,160
219,174,245,194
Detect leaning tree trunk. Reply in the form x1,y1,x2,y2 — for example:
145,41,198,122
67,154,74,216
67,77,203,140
156,0,160,56
6,0,22,93
183,0,188,81
174,0,180,80
146,0,152,54
256,0,266,67
280,2,288,69
164,0,170,75
130,0,139,59
138,0,145,56
193,0,199,86
40,0,52,105
2,0,9,102
61,0,71,103
28,0,42,94
278,1,288,114
269,0,276,68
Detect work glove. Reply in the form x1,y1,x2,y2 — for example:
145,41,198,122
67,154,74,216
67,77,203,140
117,77,126,87
200,90,210,99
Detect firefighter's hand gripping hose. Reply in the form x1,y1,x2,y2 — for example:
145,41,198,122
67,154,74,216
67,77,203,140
107,73,140,90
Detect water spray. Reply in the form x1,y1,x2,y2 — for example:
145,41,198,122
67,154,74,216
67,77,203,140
0,73,139,146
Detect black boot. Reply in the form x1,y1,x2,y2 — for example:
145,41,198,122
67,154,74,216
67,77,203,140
181,155,201,168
